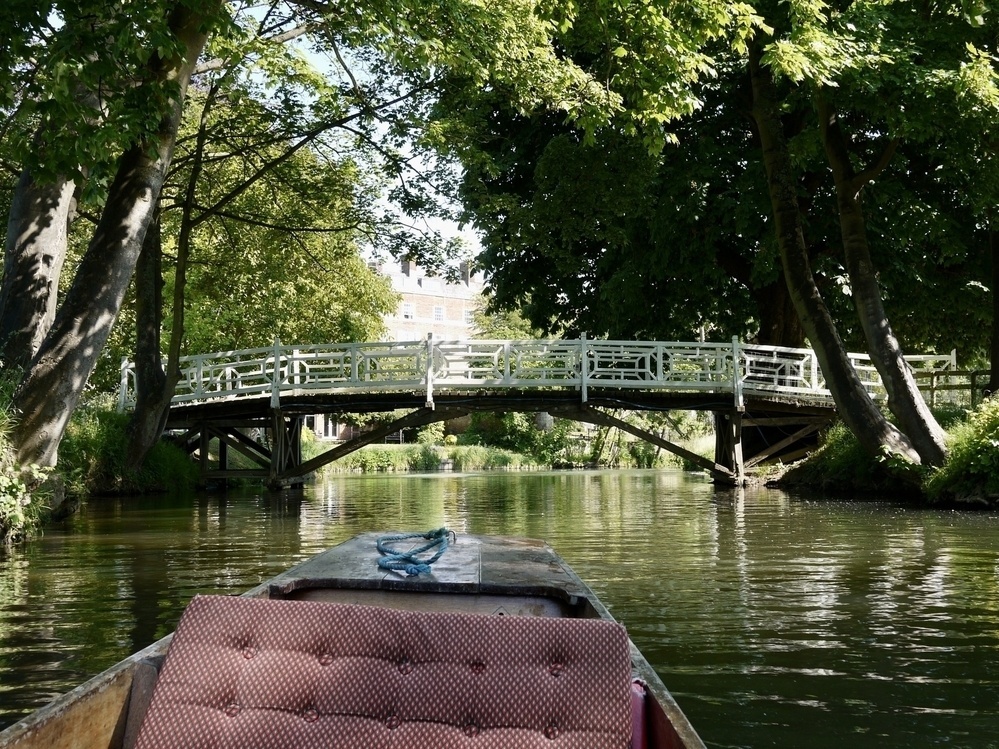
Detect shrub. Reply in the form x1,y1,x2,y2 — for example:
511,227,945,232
627,440,659,469
925,399,999,503
0,461,51,544
416,422,445,445
351,446,409,472
0,371,53,543
408,444,442,471
59,405,198,495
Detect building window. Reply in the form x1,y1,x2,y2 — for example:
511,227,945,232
464,309,475,325
433,306,444,322
402,303,414,320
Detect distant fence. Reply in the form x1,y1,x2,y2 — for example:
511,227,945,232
913,369,991,409
118,336,968,412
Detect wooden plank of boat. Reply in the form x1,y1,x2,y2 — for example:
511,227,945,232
0,533,705,749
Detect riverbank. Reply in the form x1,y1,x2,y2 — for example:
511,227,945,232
1,403,200,543
773,399,999,507
6,395,999,543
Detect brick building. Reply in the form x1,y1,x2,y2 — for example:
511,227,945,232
381,260,484,341
308,260,484,440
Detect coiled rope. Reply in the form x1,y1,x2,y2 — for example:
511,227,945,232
376,528,453,576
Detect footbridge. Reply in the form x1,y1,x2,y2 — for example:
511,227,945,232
119,336,958,486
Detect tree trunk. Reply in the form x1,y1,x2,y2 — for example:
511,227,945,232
12,2,216,469
754,271,805,347
125,212,173,471
0,171,75,370
817,96,947,466
748,43,920,463
988,222,999,396
125,67,220,471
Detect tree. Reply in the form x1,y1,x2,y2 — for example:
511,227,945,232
445,70,806,345
441,0,999,466
0,0,619,476
751,0,999,464
747,38,921,462
4,1,225,471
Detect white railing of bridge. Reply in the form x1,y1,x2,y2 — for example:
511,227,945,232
117,335,958,411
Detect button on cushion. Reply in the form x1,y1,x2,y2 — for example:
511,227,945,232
133,595,633,748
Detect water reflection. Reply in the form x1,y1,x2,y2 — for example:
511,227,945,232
1,472,998,748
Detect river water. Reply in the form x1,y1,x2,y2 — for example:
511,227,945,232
1,469,998,748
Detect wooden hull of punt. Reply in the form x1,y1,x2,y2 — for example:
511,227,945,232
0,533,705,749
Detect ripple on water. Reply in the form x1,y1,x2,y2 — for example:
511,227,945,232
2,474,999,748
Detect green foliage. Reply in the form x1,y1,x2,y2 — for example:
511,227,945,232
59,404,198,496
458,412,575,466
780,422,918,495
925,399,999,502
0,373,51,543
627,440,667,469
448,445,526,470
416,422,445,445
447,445,491,471
301,427,325,463
471,302,543,339
0,467,49,544
441,0,999,365
408,445,442,472
1,1,234,188
322,445,413,473
316,443,531,472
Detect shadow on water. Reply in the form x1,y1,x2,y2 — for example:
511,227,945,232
2,471,999,748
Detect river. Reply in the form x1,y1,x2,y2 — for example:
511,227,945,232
1,469,998,748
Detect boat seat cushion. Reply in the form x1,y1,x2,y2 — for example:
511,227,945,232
133,594,635,748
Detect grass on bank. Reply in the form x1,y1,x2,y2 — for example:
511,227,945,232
3,396,201,543
780,400,999,505
58,402,199,496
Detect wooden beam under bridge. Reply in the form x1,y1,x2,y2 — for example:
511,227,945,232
743,419,829,470
269,406,470,487
549,405,739,484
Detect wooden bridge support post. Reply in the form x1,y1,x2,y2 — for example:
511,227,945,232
551,405,738,483
199,427,211,484
268,408,304,488
714,411,746,485
218,436,228,475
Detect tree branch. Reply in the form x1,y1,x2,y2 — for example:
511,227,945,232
196,204,364,233
817,90,898,196
190,86,427,228
854,138,899,189
194,23,314,74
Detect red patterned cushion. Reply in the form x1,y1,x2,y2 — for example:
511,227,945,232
133,595,634,748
